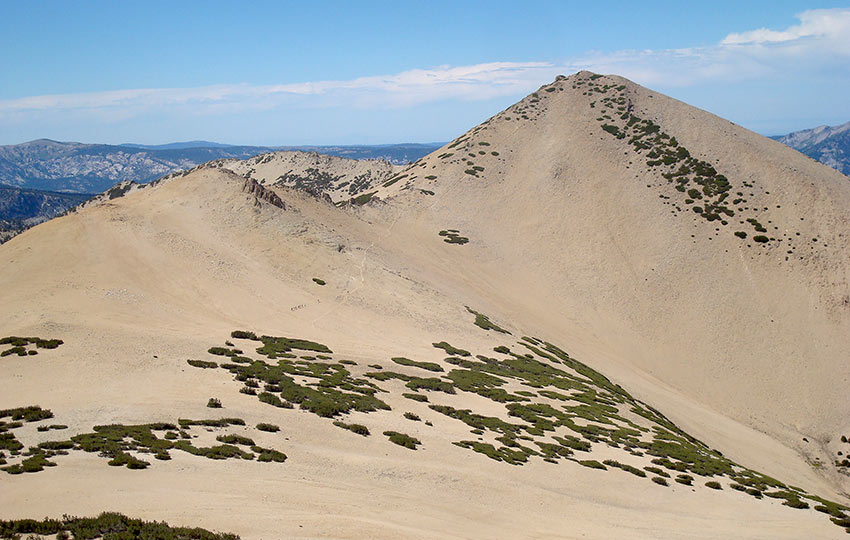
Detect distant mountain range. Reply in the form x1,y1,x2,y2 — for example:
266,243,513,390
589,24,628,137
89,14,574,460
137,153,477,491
772,120,850,176
0,185,90,243
0,139,443,194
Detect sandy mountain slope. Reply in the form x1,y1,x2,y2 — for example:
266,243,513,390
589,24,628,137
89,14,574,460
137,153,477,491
2,72,850,539
217,150,402,203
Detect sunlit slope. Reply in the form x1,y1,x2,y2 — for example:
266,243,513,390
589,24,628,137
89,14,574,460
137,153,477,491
365,71,850,485
2,73,850,538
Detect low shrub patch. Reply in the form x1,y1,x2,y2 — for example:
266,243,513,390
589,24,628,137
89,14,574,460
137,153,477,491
383,431,421,449
333,421,370,436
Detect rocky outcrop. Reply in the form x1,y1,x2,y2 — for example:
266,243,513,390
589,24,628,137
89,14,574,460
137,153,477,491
242,178,285,209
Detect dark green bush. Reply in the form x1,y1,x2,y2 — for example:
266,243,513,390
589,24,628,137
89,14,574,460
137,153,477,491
256,423,280,432
0,512,241,540
392,357,443,372
231,330,259,341
383,431,421,449
188,359,218,369
208,347,241,357
215,434,254,446
432,342,470,357
333,421,370,436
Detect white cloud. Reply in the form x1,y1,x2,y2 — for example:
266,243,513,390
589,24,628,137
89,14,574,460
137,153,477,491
0,8,847,121
721,8,850,45
0,62,560,117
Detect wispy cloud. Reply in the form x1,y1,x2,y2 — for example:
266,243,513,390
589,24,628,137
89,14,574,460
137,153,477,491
721,8,850,46
1,9,848,121
0,62,560,116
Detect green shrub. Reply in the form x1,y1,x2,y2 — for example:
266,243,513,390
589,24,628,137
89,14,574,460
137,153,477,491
258,392,289,408
187,359,218,369
392,357,443,372
252,446,287,463
208,347,241,357
466,307,510,334
406,377,455,394
0,406,53,422
215,434,255,446
312,278,326,286
432,342,470,357
333,421,370,436
0,512,240,540
734,231,747,239
403,393,428,402
652,476,669,486
206,398,222,409
383,431,421,449
404,412,421,422
231,330,259,340
753,235,769,243
675,474,694,485
256,423,280,432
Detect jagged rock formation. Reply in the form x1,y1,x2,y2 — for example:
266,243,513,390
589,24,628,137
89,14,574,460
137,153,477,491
242,177,285,209
219,150,402,204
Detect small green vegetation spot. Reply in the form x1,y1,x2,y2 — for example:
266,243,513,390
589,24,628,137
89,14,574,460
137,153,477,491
351,191,376,205
753,235,769,243
383,431,421,449
312,278,326,286
403,412,421,422
734,231,747,239
467,307,510,334
231,330,259,340
578,460,606,470
439,230,470,245
432,341,471,357
208,346,242,357
675,474,694,486
0,512,240,540
1,336,63,357
652,476,669,486
403,393,429,402
333,421,370,436
392,357,443,372
187,359,218,369
207,398,222,409
216,434,254,446
256,423,279,432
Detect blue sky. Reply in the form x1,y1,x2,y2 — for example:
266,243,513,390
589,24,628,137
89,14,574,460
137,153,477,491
1,1,848,145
